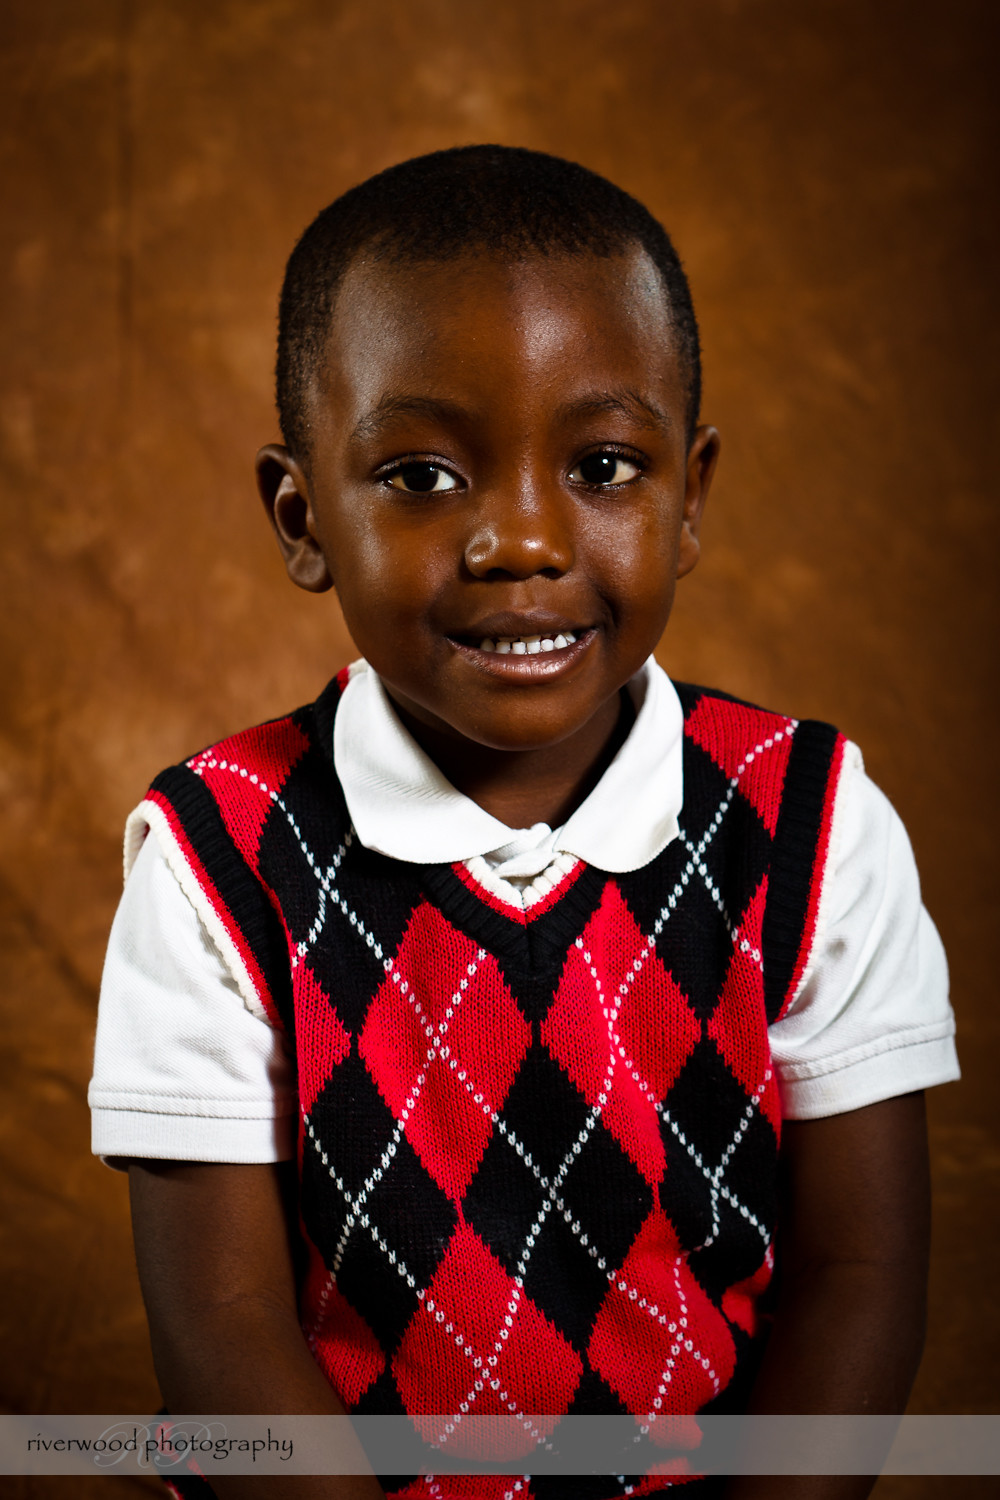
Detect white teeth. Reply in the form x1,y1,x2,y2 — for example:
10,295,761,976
476,630,580,653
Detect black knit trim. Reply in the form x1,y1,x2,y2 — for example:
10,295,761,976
420,860,607,977
308,672,348,772
761,718,840,1023
148,764,295,1030
523,861,609,970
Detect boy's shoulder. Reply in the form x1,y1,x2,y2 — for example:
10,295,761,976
671,679,845,812
133,673,352,923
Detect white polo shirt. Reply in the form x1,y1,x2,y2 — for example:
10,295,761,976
89,659,959,1166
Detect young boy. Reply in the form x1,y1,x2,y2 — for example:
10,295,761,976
89,146,958,1500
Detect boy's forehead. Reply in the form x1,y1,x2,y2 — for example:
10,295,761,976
316,245,681,415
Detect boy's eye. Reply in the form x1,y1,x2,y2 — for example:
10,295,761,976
569,452,642,486
387,463,459,494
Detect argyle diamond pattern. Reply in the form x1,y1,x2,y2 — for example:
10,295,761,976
154,677,841,1500
359,902,532,1201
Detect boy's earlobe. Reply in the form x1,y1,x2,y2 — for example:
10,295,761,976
676,424,720,579
255,445,334,594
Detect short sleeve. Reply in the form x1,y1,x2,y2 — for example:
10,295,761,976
88,831,298,1169
769,742,959,1119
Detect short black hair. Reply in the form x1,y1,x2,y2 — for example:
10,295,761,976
277,144,701,461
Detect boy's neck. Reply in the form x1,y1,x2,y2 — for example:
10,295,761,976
388,689,636,832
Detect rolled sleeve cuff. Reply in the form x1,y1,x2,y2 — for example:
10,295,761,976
777,1022,960,1119
90,1101,297,1171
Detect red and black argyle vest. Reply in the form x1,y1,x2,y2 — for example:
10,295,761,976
143,674,844,1500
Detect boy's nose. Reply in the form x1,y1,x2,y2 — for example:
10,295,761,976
463,485,575,580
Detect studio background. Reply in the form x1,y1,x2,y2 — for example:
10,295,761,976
1,1,996,1496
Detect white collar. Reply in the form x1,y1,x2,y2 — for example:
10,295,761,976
333,656,684,875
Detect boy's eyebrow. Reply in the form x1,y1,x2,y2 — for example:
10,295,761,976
556,389,669,431
350,388,669,442
350,394,468,442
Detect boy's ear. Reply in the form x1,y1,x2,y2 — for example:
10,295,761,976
255,445,334,593
676,424,720,579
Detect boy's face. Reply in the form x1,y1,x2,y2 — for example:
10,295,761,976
259,245,718,758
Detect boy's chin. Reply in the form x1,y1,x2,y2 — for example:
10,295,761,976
385,686,627,760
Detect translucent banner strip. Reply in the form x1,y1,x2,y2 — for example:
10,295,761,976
3,1415,998,1477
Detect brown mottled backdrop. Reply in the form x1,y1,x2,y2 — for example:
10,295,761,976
1,0,996,1495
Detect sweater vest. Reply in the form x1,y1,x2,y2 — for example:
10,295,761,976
139,675,844,1500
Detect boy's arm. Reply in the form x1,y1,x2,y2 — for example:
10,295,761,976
722,1091,931,1500
129,1159,386,1500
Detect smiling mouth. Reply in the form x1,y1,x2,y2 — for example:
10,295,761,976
447,626,595,674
